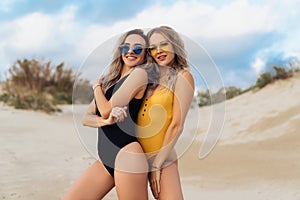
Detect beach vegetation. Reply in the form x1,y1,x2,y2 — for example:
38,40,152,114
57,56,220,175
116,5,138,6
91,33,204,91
196,63,299,107
0,58,92,113
256,72,272,89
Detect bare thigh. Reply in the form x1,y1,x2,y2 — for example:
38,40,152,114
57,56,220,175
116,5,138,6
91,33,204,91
114,142,149,200
62,160,114,200
158,161,183,200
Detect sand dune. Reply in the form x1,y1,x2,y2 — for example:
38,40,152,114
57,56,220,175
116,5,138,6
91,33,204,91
179,72,300,199
0,73,300,199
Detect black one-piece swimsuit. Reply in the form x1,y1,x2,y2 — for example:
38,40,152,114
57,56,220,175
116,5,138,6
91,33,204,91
96,74,143,177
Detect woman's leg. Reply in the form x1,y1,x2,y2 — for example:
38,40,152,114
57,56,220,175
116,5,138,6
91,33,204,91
114,142,149,200
158,161,183,200
62,160,114,200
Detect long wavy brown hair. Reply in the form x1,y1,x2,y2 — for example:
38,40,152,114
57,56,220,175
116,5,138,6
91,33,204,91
146,26,189,90
101,29,148,92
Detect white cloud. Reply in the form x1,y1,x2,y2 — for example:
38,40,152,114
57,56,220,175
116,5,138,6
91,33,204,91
0,6,82,70
75,0,275,41
1,0,300,88
120,0,275,38
19,5,80,53
10,12,55,52
251,57,265,75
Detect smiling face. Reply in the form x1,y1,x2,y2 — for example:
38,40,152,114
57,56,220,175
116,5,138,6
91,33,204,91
121,34,146,68
148,32,175,67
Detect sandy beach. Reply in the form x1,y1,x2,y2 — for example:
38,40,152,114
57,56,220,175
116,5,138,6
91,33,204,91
1,73,300,199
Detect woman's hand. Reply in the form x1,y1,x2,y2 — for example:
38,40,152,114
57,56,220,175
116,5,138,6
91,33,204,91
149,168,161,199
110,106,127,122
101,107,127,126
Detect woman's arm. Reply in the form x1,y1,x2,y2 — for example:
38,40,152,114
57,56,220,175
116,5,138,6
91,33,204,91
93,79,111,119
152,70,195,169
149,70,194,198
82,100,116,128
93,68,148,118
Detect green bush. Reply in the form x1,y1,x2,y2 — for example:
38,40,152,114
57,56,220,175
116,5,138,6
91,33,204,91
225,86,242,100
196,90,211,107
256,72,272,88
273,66,292,79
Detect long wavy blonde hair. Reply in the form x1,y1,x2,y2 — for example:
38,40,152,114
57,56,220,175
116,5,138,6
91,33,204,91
101,29,148,92
146,26,189,90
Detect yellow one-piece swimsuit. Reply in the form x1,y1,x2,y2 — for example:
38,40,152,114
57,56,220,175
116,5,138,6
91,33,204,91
136,86,174,158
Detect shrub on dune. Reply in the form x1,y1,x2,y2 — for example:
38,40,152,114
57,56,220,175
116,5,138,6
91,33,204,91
0,58,92,113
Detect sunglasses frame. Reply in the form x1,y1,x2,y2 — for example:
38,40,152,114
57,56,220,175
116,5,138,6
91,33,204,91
119,44,144,55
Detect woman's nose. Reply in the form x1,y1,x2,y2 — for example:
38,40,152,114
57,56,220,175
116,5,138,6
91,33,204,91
127,48,134,54
157,46,163,53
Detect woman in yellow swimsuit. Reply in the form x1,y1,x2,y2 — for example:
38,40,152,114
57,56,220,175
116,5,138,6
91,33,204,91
113,26,194,199
139,26,194,200
99,26,192,199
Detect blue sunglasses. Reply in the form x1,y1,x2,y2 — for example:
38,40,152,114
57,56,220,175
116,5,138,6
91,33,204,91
119,44,144,55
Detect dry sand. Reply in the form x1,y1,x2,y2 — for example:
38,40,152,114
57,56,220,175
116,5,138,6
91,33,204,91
1,73,300,199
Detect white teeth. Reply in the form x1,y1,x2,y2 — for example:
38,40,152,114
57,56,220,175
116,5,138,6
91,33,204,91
126,56,137,61
158,55,166,59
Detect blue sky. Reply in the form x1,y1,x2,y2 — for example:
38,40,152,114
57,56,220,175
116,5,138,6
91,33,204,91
0,0,300,89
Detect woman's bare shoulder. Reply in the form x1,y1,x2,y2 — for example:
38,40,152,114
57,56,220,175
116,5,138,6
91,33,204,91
179,69,193,76
178,69,194,84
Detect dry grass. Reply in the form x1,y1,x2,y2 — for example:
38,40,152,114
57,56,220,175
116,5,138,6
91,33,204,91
0,58,92,113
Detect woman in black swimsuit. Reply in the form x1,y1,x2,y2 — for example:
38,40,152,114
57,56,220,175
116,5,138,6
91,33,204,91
63,29,149,200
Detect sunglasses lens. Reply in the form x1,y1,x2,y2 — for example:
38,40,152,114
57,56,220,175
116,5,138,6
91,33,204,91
120,44,143,55
149,42,170,56
119,45,130,54
133,45,143,55
160,42,169,51
149,47,157,56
